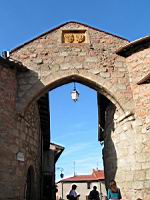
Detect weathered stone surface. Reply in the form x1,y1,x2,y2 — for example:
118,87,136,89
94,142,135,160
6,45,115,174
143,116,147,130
11,22,133,114
0,63,41,199
0,22,149,200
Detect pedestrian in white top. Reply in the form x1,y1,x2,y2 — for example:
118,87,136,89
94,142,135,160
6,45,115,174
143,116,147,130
67,184,80,200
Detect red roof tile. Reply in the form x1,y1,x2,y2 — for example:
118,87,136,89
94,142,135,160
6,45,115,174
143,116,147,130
61,170,104,182
92,170,104,179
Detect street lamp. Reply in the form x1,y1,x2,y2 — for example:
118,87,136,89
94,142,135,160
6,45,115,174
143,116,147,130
71,82,79,102
56,167,64,178
60,172,64,179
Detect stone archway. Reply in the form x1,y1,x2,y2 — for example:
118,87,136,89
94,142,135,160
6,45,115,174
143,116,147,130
17,70,126,115
1,22,147,200
10,21,135,199
10,22,133,117
18,71,135,199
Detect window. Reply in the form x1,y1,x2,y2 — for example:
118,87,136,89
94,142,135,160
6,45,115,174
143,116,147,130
87,182,91,189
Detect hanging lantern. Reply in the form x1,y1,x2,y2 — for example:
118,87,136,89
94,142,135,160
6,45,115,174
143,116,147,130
60,172,64,179
71,82,79,102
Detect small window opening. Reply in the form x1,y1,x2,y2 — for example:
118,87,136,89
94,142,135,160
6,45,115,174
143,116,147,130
87,182,91,189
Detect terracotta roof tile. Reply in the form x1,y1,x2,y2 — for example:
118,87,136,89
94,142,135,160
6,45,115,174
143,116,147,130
61,170,104,182
92,170,104,179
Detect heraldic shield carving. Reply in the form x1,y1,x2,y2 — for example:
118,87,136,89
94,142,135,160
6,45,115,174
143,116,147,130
62,30,87,43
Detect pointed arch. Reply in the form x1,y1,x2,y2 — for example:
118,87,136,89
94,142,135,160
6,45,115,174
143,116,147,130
17,69,125,115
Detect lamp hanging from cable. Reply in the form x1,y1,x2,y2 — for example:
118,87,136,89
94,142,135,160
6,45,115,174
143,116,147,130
71,82,79,102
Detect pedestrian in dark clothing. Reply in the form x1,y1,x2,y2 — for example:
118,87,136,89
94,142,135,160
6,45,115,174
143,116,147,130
89,186,100,200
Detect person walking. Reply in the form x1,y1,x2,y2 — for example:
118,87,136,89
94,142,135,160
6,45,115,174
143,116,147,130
67,184,80,200
107,180,122,200
88,186,100,200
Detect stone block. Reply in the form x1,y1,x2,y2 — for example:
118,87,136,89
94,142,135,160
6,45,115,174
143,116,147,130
86,57,98,62
34,59,43,65
132,181,144,189
111,72,125,78
60,63,70,70
144,180,150,188
134,170,146,181
142,162,150,170
146,169,150,179
100,72,111,78
88,69,100,75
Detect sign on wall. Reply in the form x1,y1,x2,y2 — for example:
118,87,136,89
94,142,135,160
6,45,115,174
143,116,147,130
16,152,25,162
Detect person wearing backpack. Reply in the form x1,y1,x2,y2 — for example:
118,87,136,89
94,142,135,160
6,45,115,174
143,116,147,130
88,186,100,200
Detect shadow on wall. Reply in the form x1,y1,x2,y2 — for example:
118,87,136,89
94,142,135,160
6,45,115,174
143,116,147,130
25,166,35,200
17,68,118,198
103,101,117,189
16,68,45,112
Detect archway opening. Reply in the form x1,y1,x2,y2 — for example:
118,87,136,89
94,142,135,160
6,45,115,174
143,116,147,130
36,77,118,200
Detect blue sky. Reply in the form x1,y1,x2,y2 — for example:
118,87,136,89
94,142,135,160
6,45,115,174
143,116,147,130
0,0,150,53
0,0,149,181
49,83,102,181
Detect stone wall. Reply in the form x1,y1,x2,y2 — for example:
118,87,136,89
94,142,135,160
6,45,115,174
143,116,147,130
103,100,136,198
126,47,150,124
1,22,148,200
103,44,150,200
10,22,136,199
16,102,41,200
10,22,133,114
125,48,150,200
0,65,17,199
0,62,41,200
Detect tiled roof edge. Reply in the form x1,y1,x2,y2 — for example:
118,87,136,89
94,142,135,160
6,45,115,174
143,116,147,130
116,35,150,57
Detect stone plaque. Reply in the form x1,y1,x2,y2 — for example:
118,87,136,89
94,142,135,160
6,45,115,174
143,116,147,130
62,30,86,43
16,152,25,162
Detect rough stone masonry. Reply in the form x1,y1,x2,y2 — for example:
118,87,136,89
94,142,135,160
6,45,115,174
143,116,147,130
0,22,149,200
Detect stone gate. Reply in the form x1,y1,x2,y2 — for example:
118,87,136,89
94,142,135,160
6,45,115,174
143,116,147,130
0,22,150,200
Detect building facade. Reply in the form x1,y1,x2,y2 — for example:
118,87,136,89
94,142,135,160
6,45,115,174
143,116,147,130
57,169,106,200
43,143,64,200
0,22,150,200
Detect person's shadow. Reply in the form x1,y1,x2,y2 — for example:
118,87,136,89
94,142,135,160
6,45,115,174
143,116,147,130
102,101,117,189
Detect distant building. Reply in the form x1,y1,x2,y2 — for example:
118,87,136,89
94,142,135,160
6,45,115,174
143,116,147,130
43,143,64,200
57,169,106,200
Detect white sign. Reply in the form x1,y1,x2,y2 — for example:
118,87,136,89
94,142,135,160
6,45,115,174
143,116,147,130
16,152,25,162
